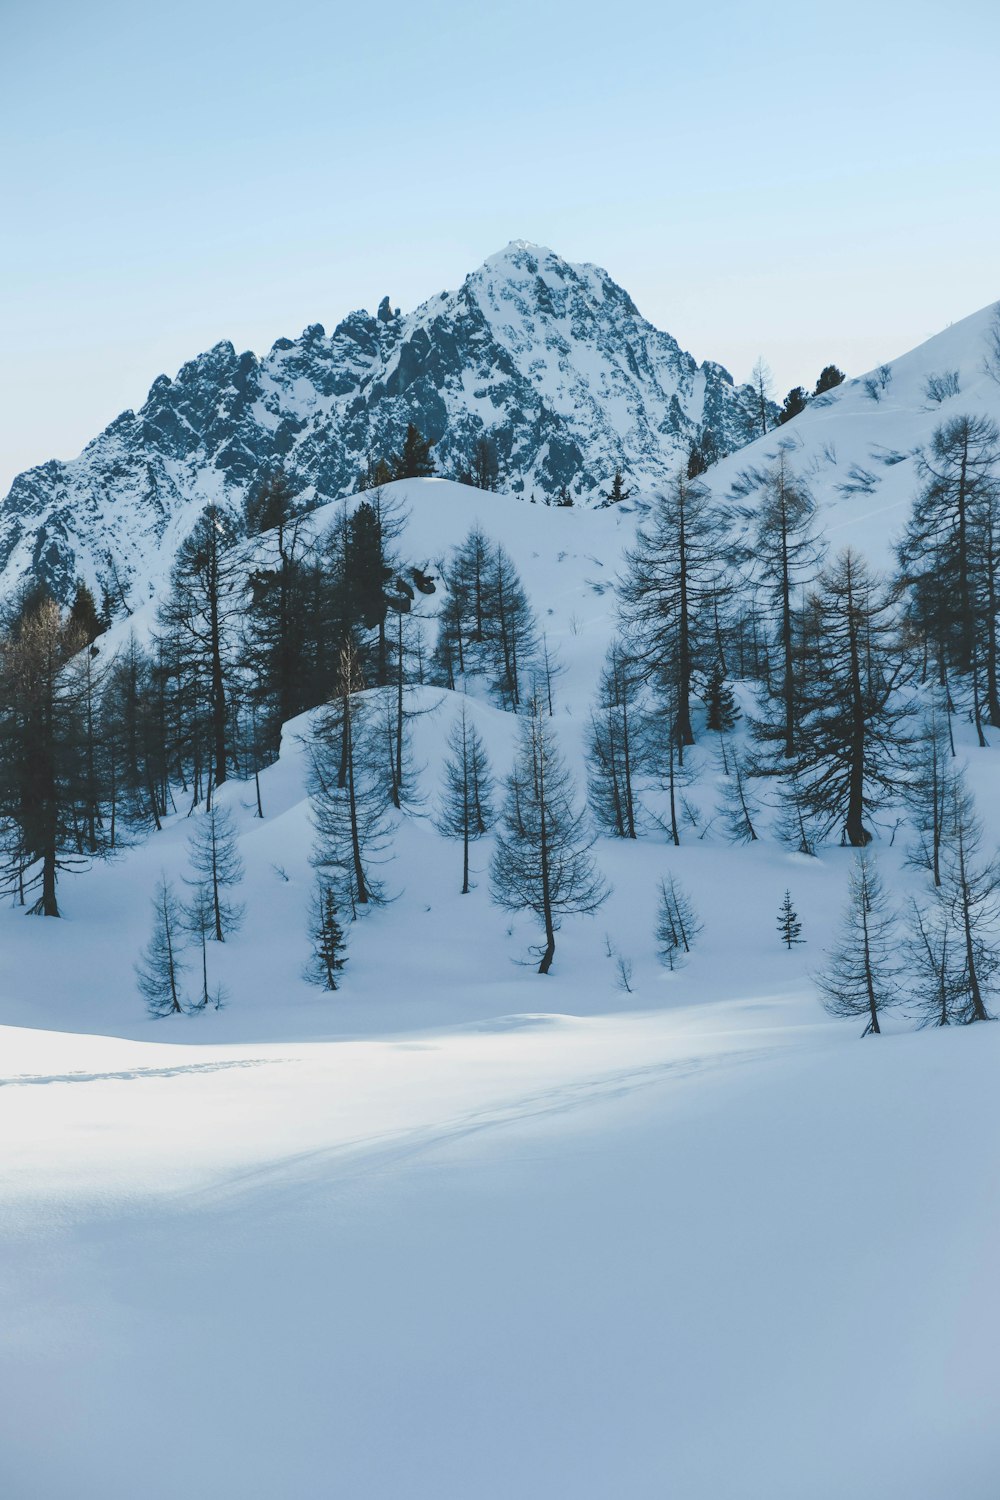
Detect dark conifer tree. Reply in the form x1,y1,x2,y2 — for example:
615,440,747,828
655,875,702,970
0,591,100,915
392,423,435,480
746,453,825,761
788,550,910,847
487,544,538,709
602,467,634,506
243,472,317,749
587,642,643,839
306,881,348,990
68,581,103,644
777,890,803,948
357,455,395,491
309,643,393,912
185,804,245,942
716,744,760,844
157,503,245,792
905,698,955,888
751,357,774,436
534,632,565,717
897,415,1000,699
434,529,537,708
619,469,728,756
817,851,900,1035
907,896,962,1029
814,365,846,395
491,702,607,973
927,777,1000,1022
437,699,495,893
469,434,502,492
184,882,223,1010
136,876,187,1016
777,387,808,425
704,657,739,732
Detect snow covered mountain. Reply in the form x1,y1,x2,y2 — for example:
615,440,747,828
5,294,1000,1494
708,299,1000,568
0,241,768,606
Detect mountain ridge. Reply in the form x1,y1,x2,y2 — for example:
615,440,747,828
0,241,768,605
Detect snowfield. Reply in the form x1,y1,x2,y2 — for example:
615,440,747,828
4,302,1000,1496
3,1001,999,1498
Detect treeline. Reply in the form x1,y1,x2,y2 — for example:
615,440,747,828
581,410,1000,1027
0,475,429,917
9,400,1000,1030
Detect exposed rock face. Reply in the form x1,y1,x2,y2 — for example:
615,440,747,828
0,241,771,603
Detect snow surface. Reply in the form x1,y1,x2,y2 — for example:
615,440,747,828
4,306,1000,1496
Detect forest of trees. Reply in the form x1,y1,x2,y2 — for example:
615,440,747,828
3,402,1000,1028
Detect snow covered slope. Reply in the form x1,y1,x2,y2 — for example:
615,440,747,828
4,319,1000,1494
710,301,1000,567
0,242,768,605
3,1001,997,1499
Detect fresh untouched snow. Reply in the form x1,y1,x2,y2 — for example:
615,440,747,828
3,1006,998,1499
4,309,1000,1500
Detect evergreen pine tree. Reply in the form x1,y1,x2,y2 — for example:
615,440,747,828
601,467,634,506
746,453,825,761
897,415,1000,692
306,880,348,990
392,423,435,479
185,805,245,942
136,876,187,1016
930,777,1000,1022
0,590,104,914
777,890,803,948
905,698,956,887
619,469,729,757
906,896,964,1029
437,699,495,893
814,365,846,395
587,642,644,838
183,882,223,1010
655,874,702,970
309,643,394,912
787,549,910,847
817,851,900,1035
469,434,502,491
68,581,103,644
704,656,739,732
243,471,318,750
777,387,808,425
491,702,607,973
716,744,760,844
157,502,245,792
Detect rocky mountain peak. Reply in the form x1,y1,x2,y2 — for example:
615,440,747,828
0,245,771,604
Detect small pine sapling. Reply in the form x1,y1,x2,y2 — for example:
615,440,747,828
704,658,740,732
306,880,348,991
655,875,702,970
777,890,804,949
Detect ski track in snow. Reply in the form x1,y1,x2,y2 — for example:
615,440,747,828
173,1038,798,1214
0,1056,286,1088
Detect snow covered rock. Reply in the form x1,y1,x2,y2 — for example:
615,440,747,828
0,242,769,604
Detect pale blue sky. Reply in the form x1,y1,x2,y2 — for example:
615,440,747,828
3,0,999,493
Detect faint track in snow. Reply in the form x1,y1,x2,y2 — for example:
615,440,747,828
0,1057,287,1088
181,1042,797,1214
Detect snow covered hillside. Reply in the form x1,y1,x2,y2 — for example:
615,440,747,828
710,300,1000,568
5,300,1000,1497
0,242,768,605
